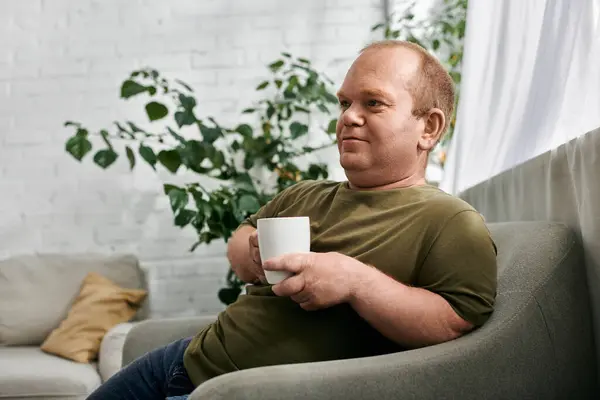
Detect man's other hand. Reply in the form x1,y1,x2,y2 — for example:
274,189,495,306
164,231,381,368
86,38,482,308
248,231,262,266
248,231,267,284
227,225,266,284
263,252,362,310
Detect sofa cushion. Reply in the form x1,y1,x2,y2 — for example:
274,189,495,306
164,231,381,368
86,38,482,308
41,273,147,363
0,253,148,346
0,346,100,399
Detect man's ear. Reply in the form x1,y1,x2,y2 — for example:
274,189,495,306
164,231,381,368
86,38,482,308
418,108,445,151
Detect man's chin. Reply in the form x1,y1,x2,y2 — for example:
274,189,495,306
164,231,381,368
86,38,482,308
339,155,369,172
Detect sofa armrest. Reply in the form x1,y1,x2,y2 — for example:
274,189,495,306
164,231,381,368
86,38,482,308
122,316,216,367
98,322,135,382
189,292,560,400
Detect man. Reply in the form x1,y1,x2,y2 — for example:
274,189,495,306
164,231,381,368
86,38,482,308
89,40,497,399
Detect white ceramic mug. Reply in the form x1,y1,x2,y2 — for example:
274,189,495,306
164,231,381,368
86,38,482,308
256,216,311,284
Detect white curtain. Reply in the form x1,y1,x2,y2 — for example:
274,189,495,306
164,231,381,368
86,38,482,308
441,0,600,194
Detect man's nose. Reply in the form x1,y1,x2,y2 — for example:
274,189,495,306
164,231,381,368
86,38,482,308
342,104,365,127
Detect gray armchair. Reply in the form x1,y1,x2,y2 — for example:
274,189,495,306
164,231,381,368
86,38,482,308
122,222,598,399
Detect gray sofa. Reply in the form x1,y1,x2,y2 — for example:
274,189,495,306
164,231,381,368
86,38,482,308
122,221,598,399
0,253,148,400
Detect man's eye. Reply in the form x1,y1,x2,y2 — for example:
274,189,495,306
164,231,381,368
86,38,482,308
339,100,350,109
367,99,381,107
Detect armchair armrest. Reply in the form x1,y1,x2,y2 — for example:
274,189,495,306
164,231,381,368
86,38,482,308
98,322,135,382
189,293,561,400
122,316,216,367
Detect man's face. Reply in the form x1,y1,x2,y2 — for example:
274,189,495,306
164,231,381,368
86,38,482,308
335,47,426,188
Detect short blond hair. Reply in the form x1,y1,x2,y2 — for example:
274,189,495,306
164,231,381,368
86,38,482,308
362,40,456,137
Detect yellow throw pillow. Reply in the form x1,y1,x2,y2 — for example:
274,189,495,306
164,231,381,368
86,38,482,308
41,272,147,363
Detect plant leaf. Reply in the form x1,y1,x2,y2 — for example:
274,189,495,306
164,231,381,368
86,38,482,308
121,80,149,99
243,154,253,170
266,103,275,119
449,71,461,84
93,149,118,169
262,121,272,136
211,150,225,168
125,146,136,170
99,129,112,149
242,108,256,114
114,122,134,138
200,124,222,144
126,122,144,133
268,60,284,72
457,20,466,39
175,79,194,92
256,81,269,90
235,124,253,137
190,240,203,252
327,118,337,134
218,287,241,305
177,140,208,172
237,194,261,213
139,144,157,169
289,121,309,139
65,134,92,161
371,22,385,31
158,149,182,173
322,90,338,104
167,127,186,143
174,110,196,128
145,101,168,121
233,172,256,192
167,187,188,212
64,121,81,128
163,183,179,195
174,209,196,227
178,94,196,111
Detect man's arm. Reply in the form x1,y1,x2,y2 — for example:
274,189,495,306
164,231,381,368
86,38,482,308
349,265,472,348
266,210,497,348
350,211,496,348
227,225,263,284
267,253,473,348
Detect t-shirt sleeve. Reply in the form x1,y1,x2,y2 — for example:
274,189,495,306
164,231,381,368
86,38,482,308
239,181,308,229
416,210,498,327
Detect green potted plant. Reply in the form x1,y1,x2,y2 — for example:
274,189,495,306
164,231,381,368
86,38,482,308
64,53,339,305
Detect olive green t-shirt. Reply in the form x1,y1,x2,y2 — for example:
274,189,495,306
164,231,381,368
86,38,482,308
184,180,497,386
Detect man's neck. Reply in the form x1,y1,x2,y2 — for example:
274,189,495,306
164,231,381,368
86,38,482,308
347,174,427,191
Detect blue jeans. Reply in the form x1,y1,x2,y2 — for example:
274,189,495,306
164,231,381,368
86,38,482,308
87,337,195,400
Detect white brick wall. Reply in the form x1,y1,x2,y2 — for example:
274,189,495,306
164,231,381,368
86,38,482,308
0,0,384,318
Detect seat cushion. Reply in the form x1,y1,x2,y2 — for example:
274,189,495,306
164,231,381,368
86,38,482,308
0,253,148,346
0,346,101,399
